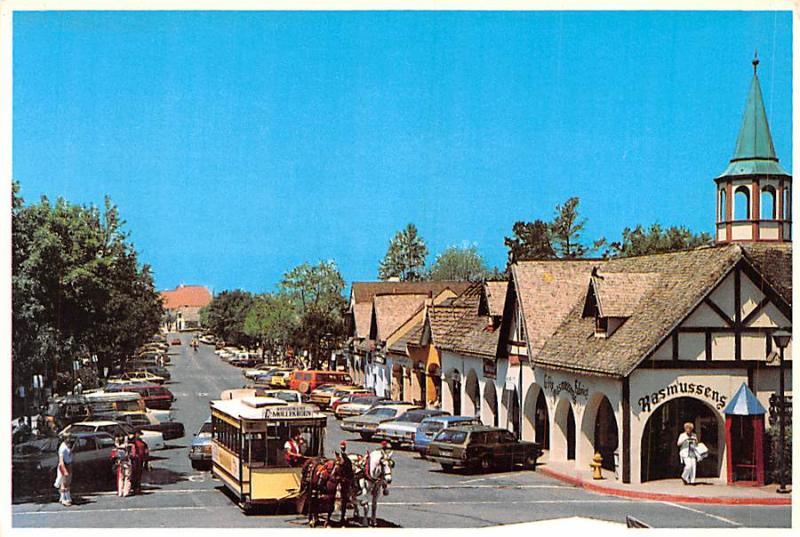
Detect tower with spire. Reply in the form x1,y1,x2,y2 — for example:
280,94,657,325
715,53,792,243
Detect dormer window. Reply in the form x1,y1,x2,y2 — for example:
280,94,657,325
595,316,609,338
585,269,658,339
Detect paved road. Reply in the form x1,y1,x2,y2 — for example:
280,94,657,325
12,333,791,528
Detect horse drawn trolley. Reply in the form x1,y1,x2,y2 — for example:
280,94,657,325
210,396,327,513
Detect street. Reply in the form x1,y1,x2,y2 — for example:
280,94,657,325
12,333,791,528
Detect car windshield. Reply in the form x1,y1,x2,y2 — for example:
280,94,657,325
365,408,397,418
419,420,444,433
397,411,429,423
67,424,96,434
270,392,299,403
435,430,468,444
199,422,213,434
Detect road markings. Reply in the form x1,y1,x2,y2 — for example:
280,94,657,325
379,499,632,506
659,501,742,527
197,392,208,397
187,475,206,482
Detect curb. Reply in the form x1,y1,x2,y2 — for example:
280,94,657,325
538,466,792,506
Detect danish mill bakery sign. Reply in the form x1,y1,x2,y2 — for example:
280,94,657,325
637,380,729,413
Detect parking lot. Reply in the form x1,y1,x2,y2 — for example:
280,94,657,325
12,333,791,528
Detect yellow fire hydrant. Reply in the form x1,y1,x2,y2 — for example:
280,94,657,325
590,452,603,480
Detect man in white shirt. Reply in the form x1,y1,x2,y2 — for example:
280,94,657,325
56,436,76,506
676,422,698,485
283,432,306,467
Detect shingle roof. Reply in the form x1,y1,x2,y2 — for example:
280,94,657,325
742,243,792,304
352,303,373,339
534,245,748,377
438,313,500,359
350,281,472,304
161,285,212,309
448,282,482,309
484,281,508,317
373,294,428,342
592,272,658,318
428,305,473,346
511,260,596,358
388,317,424,356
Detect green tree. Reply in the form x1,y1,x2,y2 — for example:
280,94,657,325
378,223,428,281
429,244,490,281
280,261,347,368
202,290,255,347
603,224,713,258
504,219,556,266
243,293,298,359
550,197,594,258
12,182,163,397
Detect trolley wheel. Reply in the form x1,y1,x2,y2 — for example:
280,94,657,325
360,432,374,441
440,463,454,473
191,460,201,470
240,500,254,515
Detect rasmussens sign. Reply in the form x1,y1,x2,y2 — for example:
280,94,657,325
637,381,728,413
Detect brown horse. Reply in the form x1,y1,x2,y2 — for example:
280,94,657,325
299,453,354,527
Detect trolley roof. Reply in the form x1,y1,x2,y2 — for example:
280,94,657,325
211,396,326,420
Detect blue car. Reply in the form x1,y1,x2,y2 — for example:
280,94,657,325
188,418,213,470
413,415,482,456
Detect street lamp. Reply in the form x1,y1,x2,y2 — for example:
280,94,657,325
772,330,791,494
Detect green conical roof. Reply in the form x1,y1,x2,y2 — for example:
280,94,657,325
717,58,790,179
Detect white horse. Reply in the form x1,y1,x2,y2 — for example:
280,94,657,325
349,448,393,527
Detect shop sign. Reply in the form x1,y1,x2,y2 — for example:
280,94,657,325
543,373,589,403
262,405,318,419
637,381,728,413
483,359,497,379
505,370,518,391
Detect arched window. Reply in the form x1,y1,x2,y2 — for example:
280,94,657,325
734,186,750,220
761,186,776,220
784,187,791,220
719,189,727,221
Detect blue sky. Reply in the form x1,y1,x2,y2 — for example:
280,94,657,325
13,11,792,294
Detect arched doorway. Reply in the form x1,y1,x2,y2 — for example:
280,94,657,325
554,398,576,461
522,384,539,441
465,369,480,418
580,394,618,471
391,363,404,401
483,381,498,427
448,370,462,416
504,387,520,436
641,397,722,483
428,363,442,407
535,389,550,449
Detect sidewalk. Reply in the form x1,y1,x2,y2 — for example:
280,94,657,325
536,455,791,506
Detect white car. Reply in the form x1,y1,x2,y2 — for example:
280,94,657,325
61,420,166,451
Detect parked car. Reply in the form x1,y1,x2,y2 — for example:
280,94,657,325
108,371,166,385
243,365,279,380
426,425,541,472
132,365,171,381
308,384,344,407
61,420,166,451
189,419,213,470
264,370,291,388
12,432,116,493
331,392,374,412
376,409,450,446
289,370,353,395
170,337,181,346
85,391,146,415
257,389,304,405
328,386,373,409
228,352,259,368
105,382,175,410
413,415,482,456
104,410,185,440
341,404,421,440
334,395,386,419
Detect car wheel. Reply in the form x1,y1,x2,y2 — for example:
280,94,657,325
440,463,454,472
360,433,373,441
524,453,537,470
480,455,492,472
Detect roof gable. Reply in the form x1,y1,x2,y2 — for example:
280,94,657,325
161,285,212,309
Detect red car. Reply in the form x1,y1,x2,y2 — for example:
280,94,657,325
107,382,175,410
170,338,181,346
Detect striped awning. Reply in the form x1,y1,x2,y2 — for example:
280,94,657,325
723,383,766,416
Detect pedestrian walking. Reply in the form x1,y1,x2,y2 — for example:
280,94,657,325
677,422,698,485
55,436,75,506
131,430,149,494
73,377,83,395
112,435,133,497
